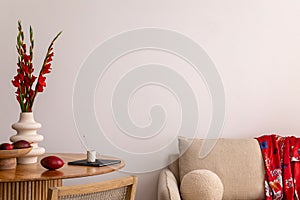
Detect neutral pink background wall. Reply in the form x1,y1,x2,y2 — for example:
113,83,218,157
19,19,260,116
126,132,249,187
1,1,300,200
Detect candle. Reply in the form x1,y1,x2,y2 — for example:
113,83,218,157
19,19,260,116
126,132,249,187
87,150,96,162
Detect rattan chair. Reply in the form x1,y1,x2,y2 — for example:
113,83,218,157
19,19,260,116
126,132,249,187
47,176,137,200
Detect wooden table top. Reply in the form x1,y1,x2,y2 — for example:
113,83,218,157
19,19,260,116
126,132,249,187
0,153,125,182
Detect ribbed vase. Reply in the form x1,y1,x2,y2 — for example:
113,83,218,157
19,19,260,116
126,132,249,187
10,112,45,164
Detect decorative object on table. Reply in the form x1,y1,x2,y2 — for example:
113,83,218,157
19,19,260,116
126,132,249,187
11,112,44,164
68,159,121,167
0,147,32,170
87,150,96,162
10,20,62,164
68,151,121,167
0,140,31,150
12,139,31,149
0,143,13,150
40,156,64,170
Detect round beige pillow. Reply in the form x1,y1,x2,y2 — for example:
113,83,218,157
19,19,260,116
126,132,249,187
180,169,223,200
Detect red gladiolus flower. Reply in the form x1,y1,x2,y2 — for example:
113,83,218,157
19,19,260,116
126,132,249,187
29,89,35,97
38,76,46,86
22,64,29,75
22,44,26,52
24,54,30,62
43,64,52,74
12,20,61,112
46,57,52,63
36,85,44,93
16,95,21,103
12,78,20,87
31,75,37,83
18,73,24,81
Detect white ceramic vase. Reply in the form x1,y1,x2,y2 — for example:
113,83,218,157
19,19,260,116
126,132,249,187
10,112,45,164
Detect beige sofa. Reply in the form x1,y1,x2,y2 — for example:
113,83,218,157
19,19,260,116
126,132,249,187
158,137,266,200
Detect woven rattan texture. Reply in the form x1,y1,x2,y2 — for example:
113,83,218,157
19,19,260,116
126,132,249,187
58,186,128,200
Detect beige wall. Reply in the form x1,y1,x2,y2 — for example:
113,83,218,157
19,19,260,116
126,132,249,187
1,1,300,200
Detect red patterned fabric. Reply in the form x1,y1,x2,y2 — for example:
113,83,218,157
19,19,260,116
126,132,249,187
256,135,300,200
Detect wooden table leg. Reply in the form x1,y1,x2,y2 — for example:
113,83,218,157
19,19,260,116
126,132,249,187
0,179,62,200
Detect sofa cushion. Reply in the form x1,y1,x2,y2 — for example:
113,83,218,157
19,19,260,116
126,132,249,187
168,154,180,183
178,137,265,199
180,169,223,200
158,168,181,200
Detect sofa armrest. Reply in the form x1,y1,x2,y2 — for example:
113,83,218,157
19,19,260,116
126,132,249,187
158,168,181,200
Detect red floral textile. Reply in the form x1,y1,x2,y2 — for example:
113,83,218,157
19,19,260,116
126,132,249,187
256,135,300,200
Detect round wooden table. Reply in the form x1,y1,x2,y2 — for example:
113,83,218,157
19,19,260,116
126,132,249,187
0,153,125,200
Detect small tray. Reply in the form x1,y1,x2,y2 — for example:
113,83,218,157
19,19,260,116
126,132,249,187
0,147,32,159
68,159,121,167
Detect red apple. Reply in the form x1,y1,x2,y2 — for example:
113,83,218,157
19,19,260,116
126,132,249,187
13,140,31,149
41,156,64,170
0,143,13,150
